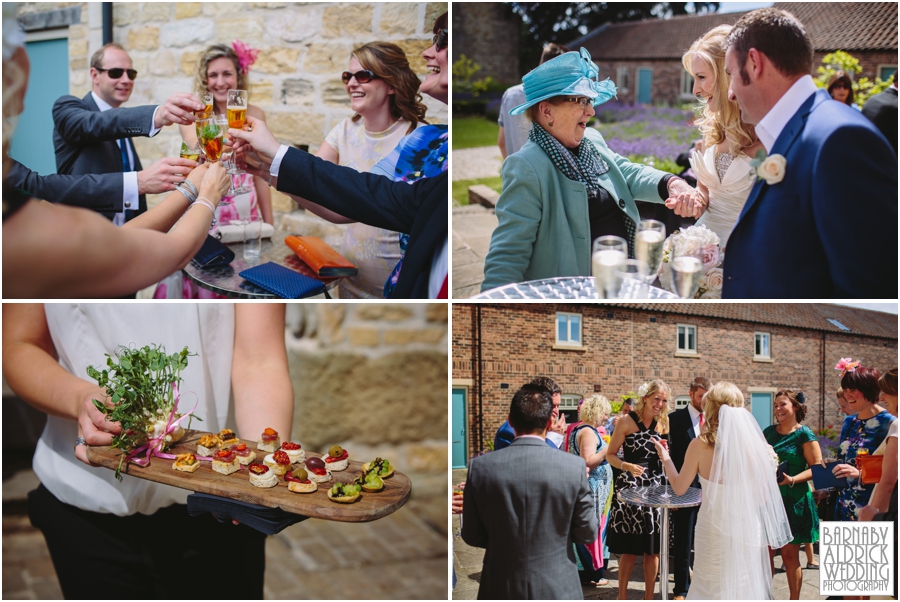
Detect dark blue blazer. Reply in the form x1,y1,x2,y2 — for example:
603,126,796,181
493,420,556,451
6,159,122,213
52,93,154,221
723,89,897,299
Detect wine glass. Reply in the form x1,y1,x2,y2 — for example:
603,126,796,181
592,236,627,299
615,259,651,298
635,219,666,282
670,246,703,299
197,92,214,120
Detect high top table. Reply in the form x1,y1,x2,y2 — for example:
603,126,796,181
471,276,678,300
617,485,702,601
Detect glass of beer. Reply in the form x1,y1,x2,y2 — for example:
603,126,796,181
226,89,247,129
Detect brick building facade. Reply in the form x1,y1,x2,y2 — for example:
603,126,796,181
572,2,898,106
452,303,897,466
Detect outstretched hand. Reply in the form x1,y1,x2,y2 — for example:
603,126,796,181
229,116,279,180
665,177,706,218
155,92,203,128
75,387,122,466
652,436,671,462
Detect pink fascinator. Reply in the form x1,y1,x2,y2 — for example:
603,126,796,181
834,357,860,376
232,40,259,75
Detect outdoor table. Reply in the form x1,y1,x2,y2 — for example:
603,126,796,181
471,276,679,300
182,231,339,299
617,484,702,601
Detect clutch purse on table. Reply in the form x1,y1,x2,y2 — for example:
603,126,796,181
284,235,358,278
239,262,325,298
192,235,235,268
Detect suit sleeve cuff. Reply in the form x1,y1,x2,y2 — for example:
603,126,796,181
149,106,162,137
123,172,139,210
270,144,290,177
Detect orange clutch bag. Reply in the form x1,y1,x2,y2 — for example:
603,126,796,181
858,454,883,485
284,236,358,278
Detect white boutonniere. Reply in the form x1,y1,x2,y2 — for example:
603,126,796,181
748,150,787,185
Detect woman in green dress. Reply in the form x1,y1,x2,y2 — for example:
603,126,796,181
764,390,823,600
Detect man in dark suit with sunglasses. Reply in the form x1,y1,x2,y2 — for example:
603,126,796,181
52,43,203,223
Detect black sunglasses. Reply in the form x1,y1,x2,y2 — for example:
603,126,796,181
342,70,378,84
97,67,138,80
433,28,448,51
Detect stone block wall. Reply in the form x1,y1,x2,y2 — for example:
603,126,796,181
453,304,897,461
451,2,520,85
286,302,448,525
18,2,447,212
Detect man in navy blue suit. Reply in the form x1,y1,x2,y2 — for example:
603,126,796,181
721,8,897,299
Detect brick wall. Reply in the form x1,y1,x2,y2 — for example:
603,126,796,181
452,304,897,461
17,2,447,213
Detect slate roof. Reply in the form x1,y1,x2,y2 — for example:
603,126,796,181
597,304,898,339
572,2,898,60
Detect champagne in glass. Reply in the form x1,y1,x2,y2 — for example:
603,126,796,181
615,259,650,298
226,89,248,129
592,236,627,299
196,92,214,120
671,256,703,299
635,219,666,279
853,449,869,491
659,438,671,498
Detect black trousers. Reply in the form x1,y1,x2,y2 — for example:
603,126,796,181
670,494,699,597
29,484,266,599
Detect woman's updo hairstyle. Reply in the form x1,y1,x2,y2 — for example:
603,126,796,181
774,389,807,423
699,382,745,446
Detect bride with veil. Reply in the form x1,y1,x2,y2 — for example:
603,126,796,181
653,382,793,599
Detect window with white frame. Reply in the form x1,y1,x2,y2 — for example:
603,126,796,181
560,394,581,421
878,64,897,82
676,324,697,354
617,66,629,93
556,312,582,346
680,69,695,100
674,395,690,409
755,332,771,359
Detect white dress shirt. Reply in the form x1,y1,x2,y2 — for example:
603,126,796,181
754,75,818,152
687,403,703,438
90,92,162,226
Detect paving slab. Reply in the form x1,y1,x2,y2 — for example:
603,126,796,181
452,146,503,181
451,205,497,299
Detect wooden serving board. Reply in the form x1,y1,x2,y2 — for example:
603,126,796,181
86,430,410,523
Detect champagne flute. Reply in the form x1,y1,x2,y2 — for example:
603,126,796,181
658,437,671,498
592,236,627,299
216,115,247,199
197,92,214,120
225,89,252,194
853,449,868,491
670,246,703,299
635,219,666,282
614,259,650,298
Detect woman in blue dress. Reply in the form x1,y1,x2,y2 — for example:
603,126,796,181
568,394,613,587
832,361,897,520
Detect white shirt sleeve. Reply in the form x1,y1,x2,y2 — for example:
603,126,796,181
122,172,139,211
270,144,290,177
148,106,162,137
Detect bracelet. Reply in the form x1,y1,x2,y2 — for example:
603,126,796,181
789,475,795,488
181,179,198,199
175,181,197,204
193,196,217,229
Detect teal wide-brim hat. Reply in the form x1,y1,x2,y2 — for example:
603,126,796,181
509,47,618,116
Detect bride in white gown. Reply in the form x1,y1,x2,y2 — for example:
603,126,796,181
682,25,765,250
653,382,793,600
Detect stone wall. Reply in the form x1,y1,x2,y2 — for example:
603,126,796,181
286,302,448,526
451,2,520,85
453,304,897,461
17,2,447,212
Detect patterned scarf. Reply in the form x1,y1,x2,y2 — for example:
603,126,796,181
529,123,635,257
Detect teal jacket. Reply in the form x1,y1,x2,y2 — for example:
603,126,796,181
482,128,669,292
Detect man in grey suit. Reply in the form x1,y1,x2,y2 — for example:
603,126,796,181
462,383,597,599
52,43,201,223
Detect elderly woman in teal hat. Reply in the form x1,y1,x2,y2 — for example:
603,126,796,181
481,49,703,292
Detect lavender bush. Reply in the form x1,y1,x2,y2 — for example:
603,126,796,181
592,102,698,174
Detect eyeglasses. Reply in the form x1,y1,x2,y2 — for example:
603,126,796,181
433,28,448,51
96,67,138,80
563,97,592,109
342,69,379,84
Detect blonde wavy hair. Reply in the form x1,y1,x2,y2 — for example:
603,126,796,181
634,379,671,434
195,44,247,101
580,394,611,427
682,25,757,156
698,382,745,446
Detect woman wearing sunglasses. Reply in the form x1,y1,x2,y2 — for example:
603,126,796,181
481,48,703,292
292,12,449,298
291,41,428,299
827,71,860,110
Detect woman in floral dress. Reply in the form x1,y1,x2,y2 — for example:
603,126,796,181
568,394,614,587
832,362,896,520
764,390,823,600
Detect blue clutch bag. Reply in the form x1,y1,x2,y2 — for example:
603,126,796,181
239,262,325,298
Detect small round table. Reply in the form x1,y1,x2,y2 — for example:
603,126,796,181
182,231,339,299
472,276,678,300
617,485,702,601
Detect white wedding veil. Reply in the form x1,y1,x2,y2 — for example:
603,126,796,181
706,404,793,600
